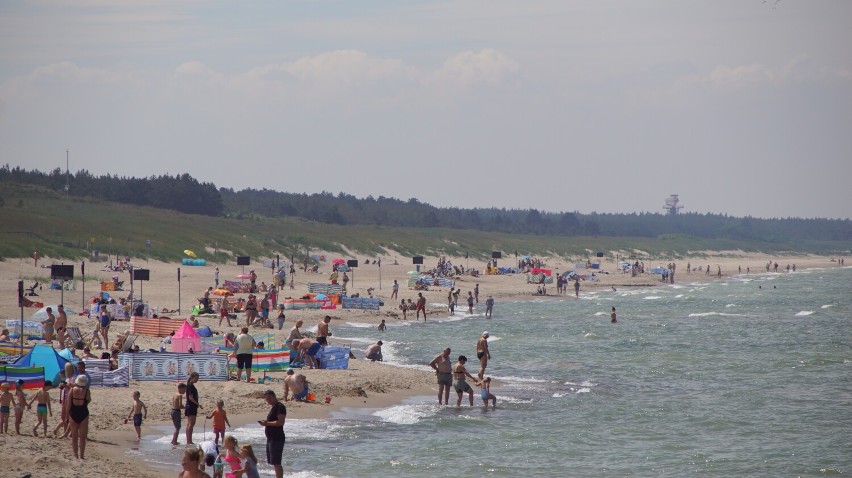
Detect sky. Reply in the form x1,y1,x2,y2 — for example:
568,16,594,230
1,0,851,219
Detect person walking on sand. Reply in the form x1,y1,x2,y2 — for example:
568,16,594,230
219,297,232,327
416,293,427,321
391,280,399,299
452,356,479,407
29,381,52,437
611,306,617,323
429,347,453,405
485,295,494,319
214,267,220,289
476,332,491,380
33,250,40,267
259,390,286,478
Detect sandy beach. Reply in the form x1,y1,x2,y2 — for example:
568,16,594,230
0,251,840,477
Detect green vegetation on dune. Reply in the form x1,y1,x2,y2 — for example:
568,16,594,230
0,183,847,264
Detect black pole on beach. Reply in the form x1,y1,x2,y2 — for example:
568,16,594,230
177,267,181,315
81,260,86,313
17,280,24,356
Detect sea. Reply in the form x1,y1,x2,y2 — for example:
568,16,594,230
132,266,851,477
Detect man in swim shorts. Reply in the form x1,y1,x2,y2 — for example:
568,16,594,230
452,356,478,407
283,369,309,401
476,331,491,380
235,327,257,382
429,347,453,405
416,293,427,321
316,315,332,346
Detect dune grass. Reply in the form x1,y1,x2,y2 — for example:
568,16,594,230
0,183,843,264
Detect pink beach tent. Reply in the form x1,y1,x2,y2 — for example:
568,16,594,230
171,320,201,353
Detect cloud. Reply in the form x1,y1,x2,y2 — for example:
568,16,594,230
428,49,520,88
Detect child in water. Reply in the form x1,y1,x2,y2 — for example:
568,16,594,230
125,390,148,439
233,444,261,478
206,399,231,445
479,377,497,409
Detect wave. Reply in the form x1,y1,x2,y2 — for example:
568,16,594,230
373,402,440,425
644,296,662,300
687,312,749,318
821,304,834,309
795,311,814,316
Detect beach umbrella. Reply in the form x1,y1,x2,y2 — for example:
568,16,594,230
212,289,233,296
237,273,252,279
331,258,345,265
184,249,197,258
31,305,78,320
315,293,328,301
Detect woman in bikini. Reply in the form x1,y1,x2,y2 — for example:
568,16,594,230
13,379,28,435
244,295,258,326
67,374,91,459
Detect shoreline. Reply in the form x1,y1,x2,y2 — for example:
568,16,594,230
0,252,844,477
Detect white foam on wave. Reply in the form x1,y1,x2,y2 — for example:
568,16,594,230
725,304,736,308
430,302,449,308
344,321,375,328
492,374,547,384
687,312,748,318
795,311,814,316
499,396,533,404
575,388,591,394
593,311,607,316
584,332,598,339
674,294,684,298
644,296,662,300
552,392,566,398
151,419,347,445
373,402,439,425
821,304,834,309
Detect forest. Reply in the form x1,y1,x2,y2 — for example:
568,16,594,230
3,166,849,243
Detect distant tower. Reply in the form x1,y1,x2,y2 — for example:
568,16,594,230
663,194,683,215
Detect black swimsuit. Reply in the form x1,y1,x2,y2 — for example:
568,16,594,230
69,392,89,424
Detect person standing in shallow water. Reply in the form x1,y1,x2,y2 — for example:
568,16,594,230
611,307,617,323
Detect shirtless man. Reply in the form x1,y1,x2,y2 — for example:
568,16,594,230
476,332,491,380
55,304,68,347
452,356,478,407
416,293,427,321
283,369,309,401
316,316,332,346
293,338,319,369
429,348,453,405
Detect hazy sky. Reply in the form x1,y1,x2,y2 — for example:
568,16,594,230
1,1,850,219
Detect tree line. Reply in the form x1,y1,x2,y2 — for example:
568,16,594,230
3,166,850,243
0,165,223,216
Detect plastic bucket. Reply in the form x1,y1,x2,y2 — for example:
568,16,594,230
307,393,316,401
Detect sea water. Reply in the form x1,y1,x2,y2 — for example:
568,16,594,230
135,266,851,476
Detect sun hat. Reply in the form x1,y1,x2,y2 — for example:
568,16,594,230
75,375,89,387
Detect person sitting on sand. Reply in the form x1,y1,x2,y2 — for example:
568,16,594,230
283,369,309,401
0,328,10,342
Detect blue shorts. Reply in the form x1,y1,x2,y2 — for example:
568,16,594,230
293,387,309,400
306,343,322,356
133,413,143,427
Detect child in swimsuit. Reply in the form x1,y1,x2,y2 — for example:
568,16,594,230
219,435,242,478
0,382,12,434
27,381,52,437
125,390,148,439
13,380,29,435
206,399,231,445
234,444,261,478
479,377,497,408
171,383,187,445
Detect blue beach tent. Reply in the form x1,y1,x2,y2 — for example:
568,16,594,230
13,343,71,384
